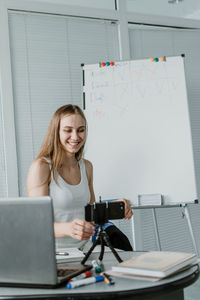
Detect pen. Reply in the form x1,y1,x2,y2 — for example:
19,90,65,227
66,275,104,289
92,260,102,273
56,251,69,256
101,272,115,285
68,271,92,282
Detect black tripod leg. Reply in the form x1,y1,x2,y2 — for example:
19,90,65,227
102,231,123,263
98,234,105,261
81,236,100,265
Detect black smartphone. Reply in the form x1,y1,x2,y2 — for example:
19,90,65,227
85,201,125,225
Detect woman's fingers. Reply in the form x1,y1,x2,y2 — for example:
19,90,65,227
116,198,133,219
71,219,95,240
125,208,133,219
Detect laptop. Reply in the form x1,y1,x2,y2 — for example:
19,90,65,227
0,196,92,288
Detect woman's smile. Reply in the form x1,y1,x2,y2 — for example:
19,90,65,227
67,141,81,148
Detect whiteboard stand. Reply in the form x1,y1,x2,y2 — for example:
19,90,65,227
182,205,198,256
83,56,199,253
131,216,136,251
151,208,161,251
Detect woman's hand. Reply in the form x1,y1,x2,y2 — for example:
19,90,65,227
69,219,95,240
115,198,133,219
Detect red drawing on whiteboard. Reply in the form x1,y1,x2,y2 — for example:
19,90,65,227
95,109,105,119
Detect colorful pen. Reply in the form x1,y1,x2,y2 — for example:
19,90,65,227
101,272,115,285
68,271,92,282
67,275,104,289
92,260,102,273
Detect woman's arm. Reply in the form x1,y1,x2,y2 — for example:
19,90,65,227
84,159,95,203
27,159,50,196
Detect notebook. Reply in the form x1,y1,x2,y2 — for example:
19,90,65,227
111,251,197,280
0,196,92,288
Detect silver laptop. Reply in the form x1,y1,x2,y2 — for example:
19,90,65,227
0,196,91,288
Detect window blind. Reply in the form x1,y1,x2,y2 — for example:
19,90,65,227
8,11,119,195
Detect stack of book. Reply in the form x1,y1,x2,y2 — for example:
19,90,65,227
108,251,197,281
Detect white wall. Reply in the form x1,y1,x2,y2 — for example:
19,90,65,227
31,0,115,9
126,0,200,20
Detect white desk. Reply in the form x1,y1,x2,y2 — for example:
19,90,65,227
0,252,198,300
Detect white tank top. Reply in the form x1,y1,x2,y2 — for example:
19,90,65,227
46,158,91,249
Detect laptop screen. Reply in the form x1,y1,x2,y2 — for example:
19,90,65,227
0,196,58,286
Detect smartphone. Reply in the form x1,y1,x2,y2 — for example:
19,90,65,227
85,201,125,224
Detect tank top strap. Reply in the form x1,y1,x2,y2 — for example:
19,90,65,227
42,157,52,170
79,159,88,183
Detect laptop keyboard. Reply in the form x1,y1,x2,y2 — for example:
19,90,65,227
56,264,92,282
57,267,78,278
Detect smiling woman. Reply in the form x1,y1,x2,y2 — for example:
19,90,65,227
59,115,86,157
27,104,132,249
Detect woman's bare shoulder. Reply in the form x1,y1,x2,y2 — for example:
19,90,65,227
29,158,49,172
27,158,50,196
27,158,50,184
83,158,93,171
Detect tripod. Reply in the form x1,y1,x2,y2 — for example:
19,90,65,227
81,225,123,265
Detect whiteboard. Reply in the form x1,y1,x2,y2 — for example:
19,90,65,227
83,56,197,204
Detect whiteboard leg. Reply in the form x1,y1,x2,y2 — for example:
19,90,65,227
131,216,137,251
152,208,161,251
184,206,198,255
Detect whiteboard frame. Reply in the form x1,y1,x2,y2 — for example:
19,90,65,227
82,55,198,205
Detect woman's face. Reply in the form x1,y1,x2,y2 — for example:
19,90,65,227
59,113,86,155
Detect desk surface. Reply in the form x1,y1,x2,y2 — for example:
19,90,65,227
0,251,199,300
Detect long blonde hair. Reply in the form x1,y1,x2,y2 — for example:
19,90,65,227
36,104,87,184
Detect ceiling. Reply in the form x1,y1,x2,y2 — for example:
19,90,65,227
25,0,200,21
